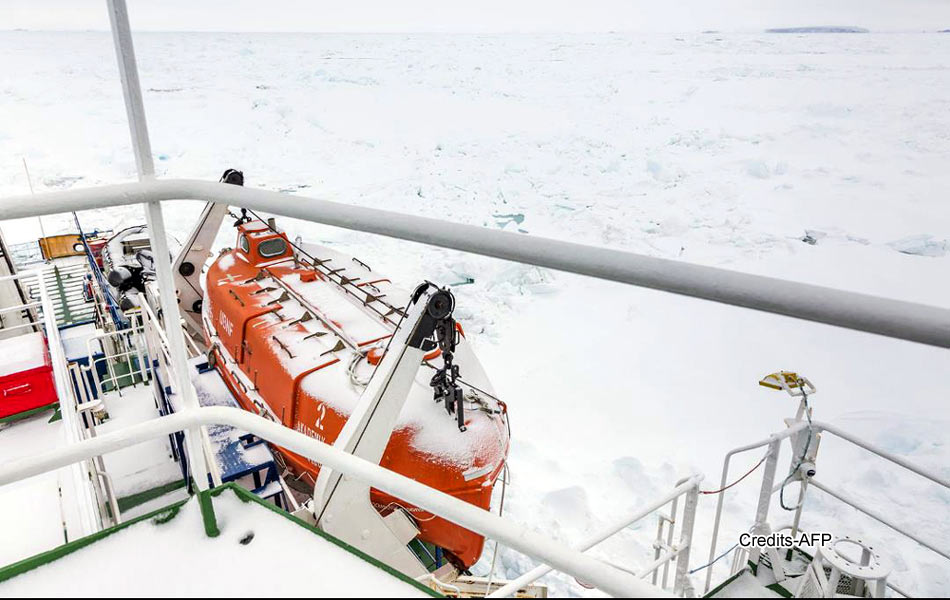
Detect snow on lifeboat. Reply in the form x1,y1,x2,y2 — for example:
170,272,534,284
202,217,510,569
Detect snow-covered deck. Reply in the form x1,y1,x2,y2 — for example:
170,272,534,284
189,357,277,479
0,381,184,569
0,486,435,597
0,411,84,567
96,385,183,499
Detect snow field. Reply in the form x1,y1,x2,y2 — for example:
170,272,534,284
1,30,948,595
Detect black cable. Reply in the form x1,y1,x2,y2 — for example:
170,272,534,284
779,385,813,511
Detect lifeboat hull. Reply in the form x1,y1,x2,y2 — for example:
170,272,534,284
202,221,509,568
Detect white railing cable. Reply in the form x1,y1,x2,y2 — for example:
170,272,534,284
137,299,223,488
1,179,949,349
0,320,45,334
0,406,667,598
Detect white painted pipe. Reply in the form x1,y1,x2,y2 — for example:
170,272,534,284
0,406,665,598
0,302,40,315
35,267,100,537
106,0,213,492
0,320,46,334
639,547,685,580
703,421,809,593
489,475,703,598
815,421,950,489
809,479,949,561
1,179,948,348
0,273,29,283
703,419,950,594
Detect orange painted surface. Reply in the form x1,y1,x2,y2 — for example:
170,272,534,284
203,222,509,568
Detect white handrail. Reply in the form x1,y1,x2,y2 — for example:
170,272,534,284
105,0,214,503
137,296,223,488
34,267,100,537
0,271,42,335
0,405,667,598
0,319,45,334
1,179,949,349
815,421,950,489
0,272,38,284
805,480,949,561
703,419,950,593
703,421,808,592
0,301,40,316
488,475,702,598
85,326,147,395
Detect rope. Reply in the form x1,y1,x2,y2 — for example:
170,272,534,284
700,451,770,495
689,543,739,574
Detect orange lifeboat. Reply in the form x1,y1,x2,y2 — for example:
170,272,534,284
202,219,510,568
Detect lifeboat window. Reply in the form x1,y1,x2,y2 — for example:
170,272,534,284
258,238,287,258
238,234,250,253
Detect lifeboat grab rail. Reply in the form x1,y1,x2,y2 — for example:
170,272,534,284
0,405,666,598
32,267,103,537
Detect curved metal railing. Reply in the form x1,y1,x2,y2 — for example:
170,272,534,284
0,405,667,598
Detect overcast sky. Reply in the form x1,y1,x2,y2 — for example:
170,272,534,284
1,0,949,33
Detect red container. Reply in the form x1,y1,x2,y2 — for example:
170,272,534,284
0,332,58,419
86,239,107,269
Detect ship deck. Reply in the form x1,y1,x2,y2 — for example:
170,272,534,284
0,485,436,597
0,410,83,567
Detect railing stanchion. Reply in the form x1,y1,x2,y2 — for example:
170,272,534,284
790,478,808,538
748,438,780,567
107,0,217,535
672,484,698,596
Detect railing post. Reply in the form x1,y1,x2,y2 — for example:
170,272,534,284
198,488,220,537
673,484,699,596
748,438,781,567
790,479,809,538
107,0,217,536
652,515,665,586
